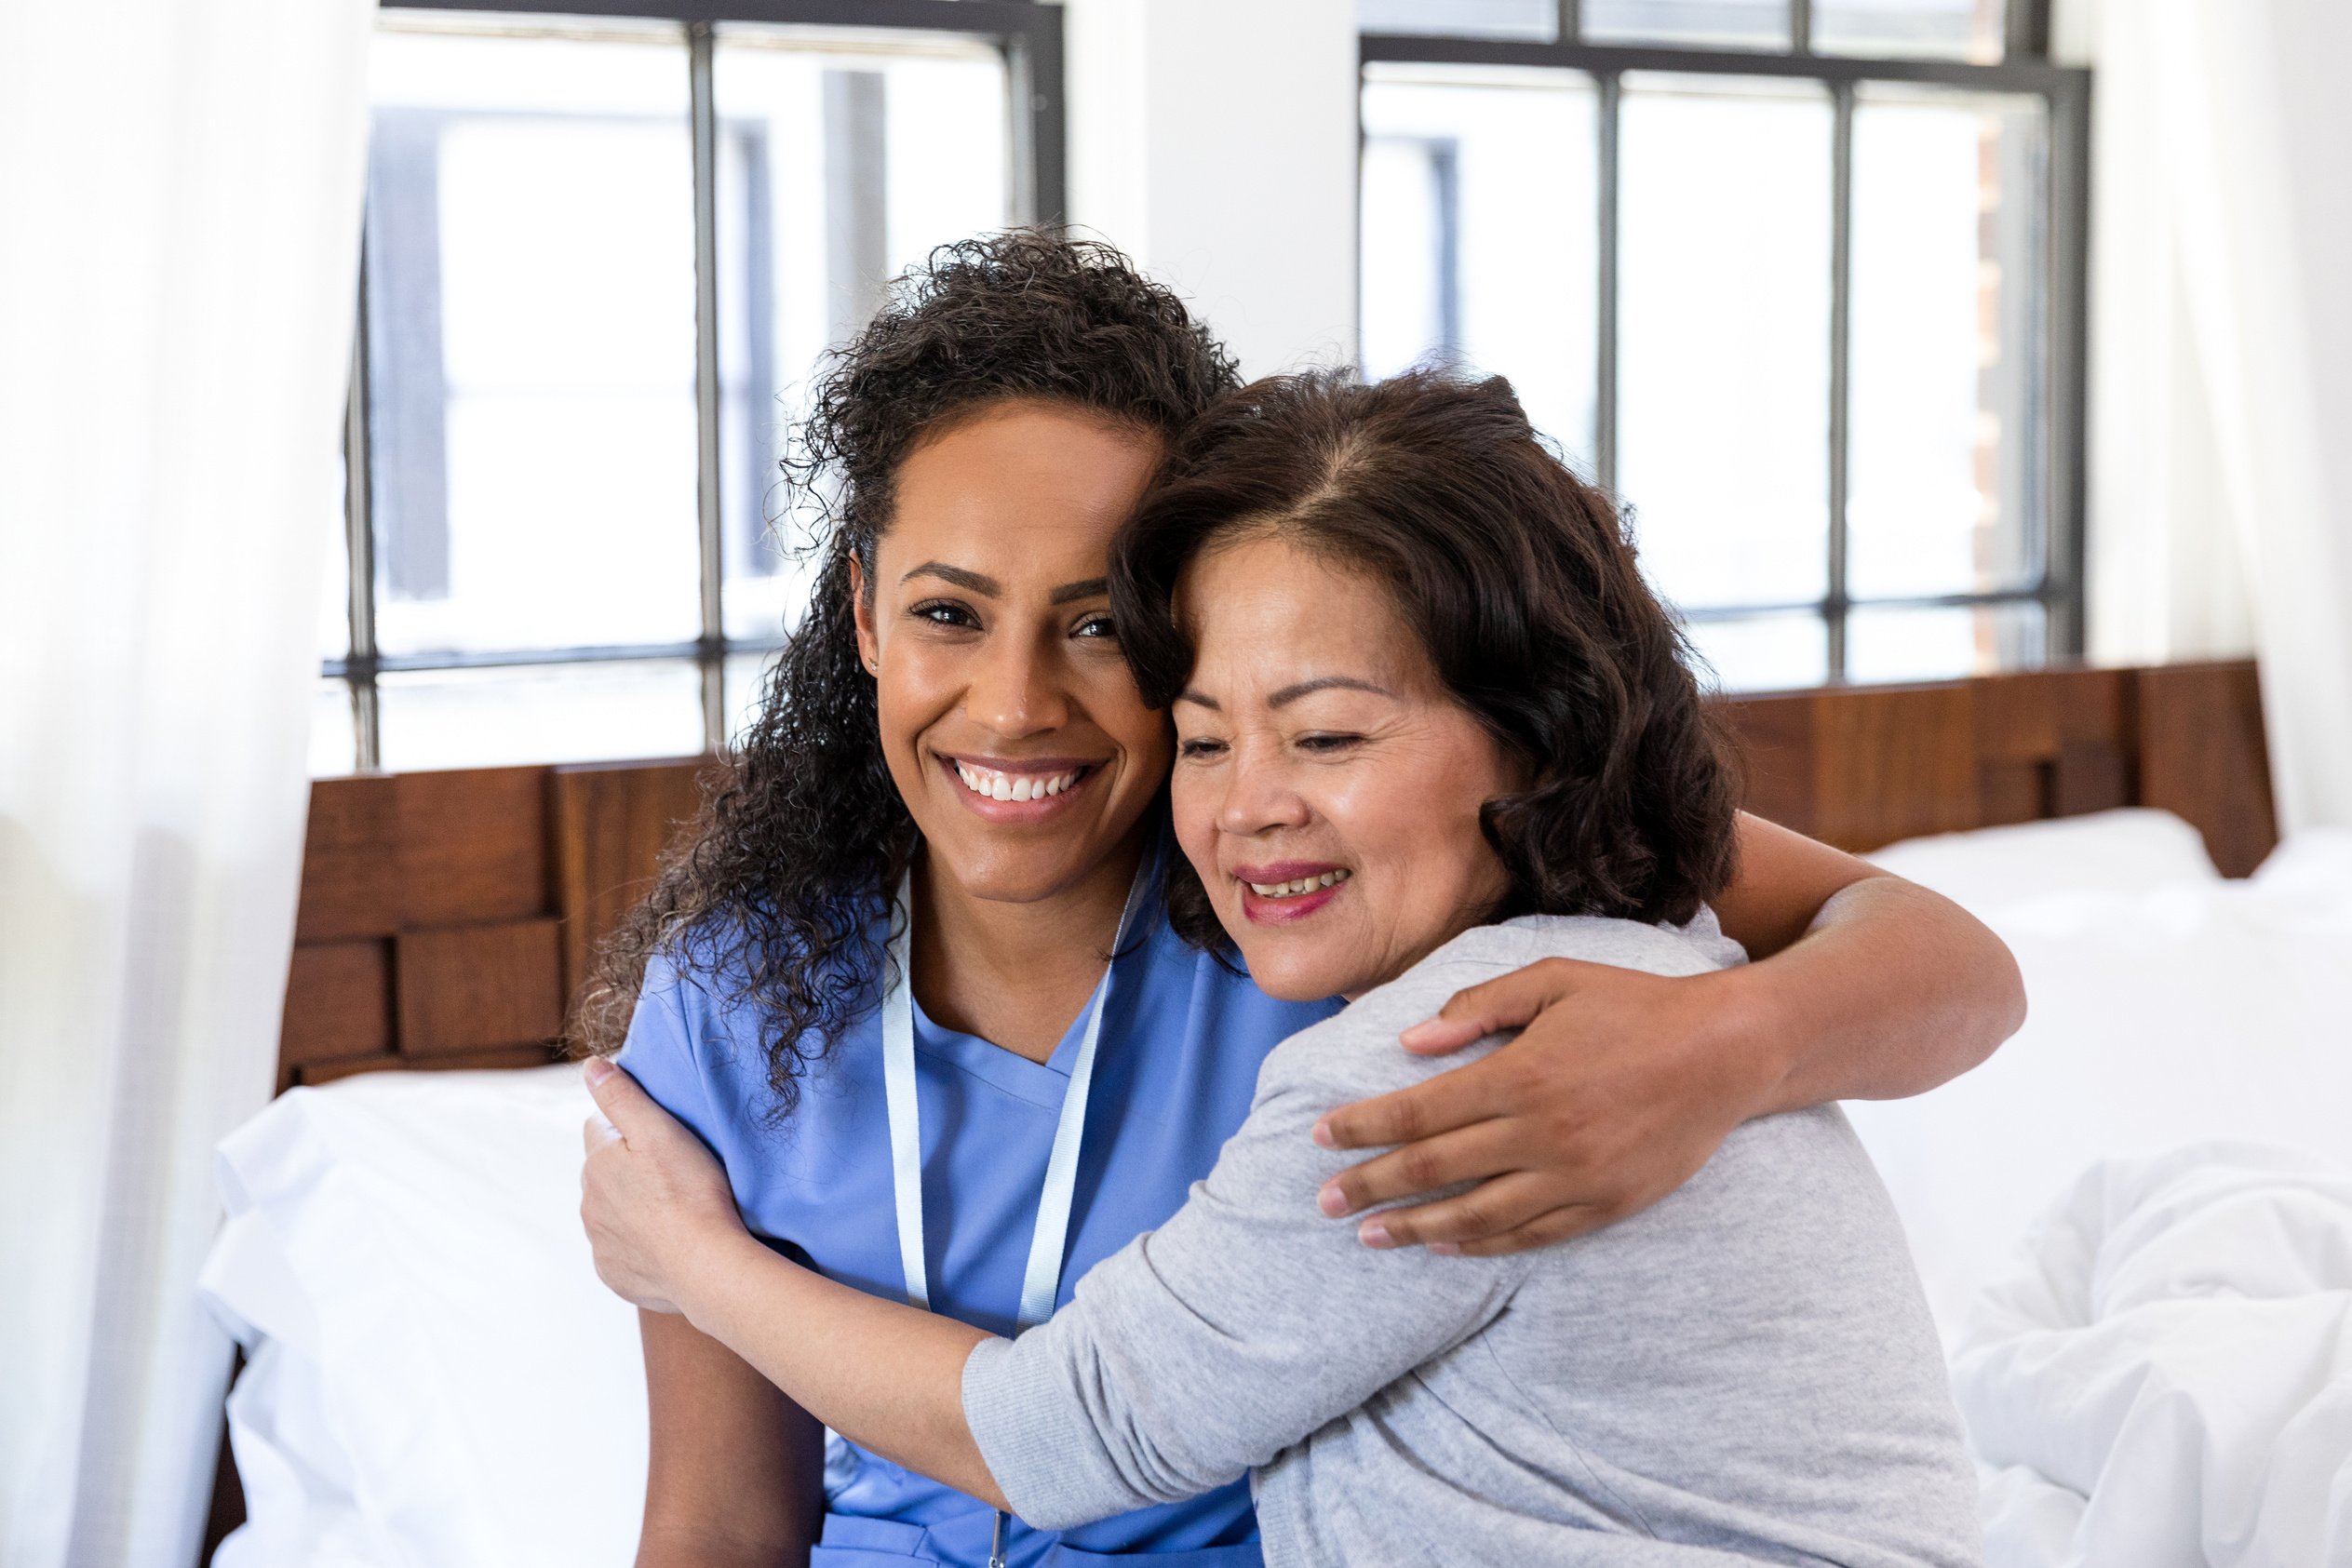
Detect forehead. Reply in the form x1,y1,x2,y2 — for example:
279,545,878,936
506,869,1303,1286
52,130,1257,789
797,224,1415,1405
1178,534,1431,696
880,400,1161,580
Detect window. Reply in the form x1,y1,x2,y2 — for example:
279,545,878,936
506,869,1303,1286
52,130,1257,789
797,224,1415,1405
318,0,1062,774
1358,0,2087,690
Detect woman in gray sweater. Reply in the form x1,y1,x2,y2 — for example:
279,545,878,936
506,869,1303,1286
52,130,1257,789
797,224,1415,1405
581,369,1983,1567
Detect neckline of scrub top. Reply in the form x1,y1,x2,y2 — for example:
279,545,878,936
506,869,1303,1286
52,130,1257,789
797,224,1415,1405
907,989,1095,1111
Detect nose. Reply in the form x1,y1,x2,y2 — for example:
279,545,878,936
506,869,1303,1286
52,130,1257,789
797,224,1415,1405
1217,736,1311,838
966,626,1070,741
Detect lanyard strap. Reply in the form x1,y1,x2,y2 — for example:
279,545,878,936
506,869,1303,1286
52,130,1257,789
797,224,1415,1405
880,853,1154,1331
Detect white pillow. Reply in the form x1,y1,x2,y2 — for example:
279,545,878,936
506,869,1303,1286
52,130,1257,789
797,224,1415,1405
1845,827,2352,1341
198,1065,645,1568
1864,808,2221,915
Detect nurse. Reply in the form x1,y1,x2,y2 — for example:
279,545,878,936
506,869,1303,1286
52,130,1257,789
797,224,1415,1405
577,231,2024,1568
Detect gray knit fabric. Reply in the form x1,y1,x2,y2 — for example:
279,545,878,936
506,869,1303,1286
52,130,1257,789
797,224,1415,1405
962,912,1982,1567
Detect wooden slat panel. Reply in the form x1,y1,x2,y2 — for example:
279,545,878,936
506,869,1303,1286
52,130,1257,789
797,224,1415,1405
394,918,565,1057
395,767,553,927
1975,759,2047,827
550,757,706,1000
1716,692,1818,835
293,776,399,942
2137,661,2278,876
1808,683,1979,851
293,1042,562,1086
279,941,393,1066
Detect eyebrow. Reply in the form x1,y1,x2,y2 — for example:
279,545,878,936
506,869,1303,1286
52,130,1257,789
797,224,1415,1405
900,562,1108,605
1176,676,1396,712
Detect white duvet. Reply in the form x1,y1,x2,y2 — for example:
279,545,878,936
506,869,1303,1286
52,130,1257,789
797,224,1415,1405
1956,1143,2352,1568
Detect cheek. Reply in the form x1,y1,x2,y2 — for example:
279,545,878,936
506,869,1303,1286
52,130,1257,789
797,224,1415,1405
1169,765,1217,854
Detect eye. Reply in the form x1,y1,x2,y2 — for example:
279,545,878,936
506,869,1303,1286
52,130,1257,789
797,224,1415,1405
1072,612,1118,640
1297,732,1363,755
910,598,979,630
1177,736,1228,761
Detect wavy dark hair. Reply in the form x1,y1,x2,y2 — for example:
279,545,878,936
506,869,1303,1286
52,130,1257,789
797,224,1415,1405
571,231,1240,1115
1109,368,1741,950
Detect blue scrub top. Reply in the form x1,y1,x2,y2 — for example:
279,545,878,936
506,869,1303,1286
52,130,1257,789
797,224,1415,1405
618,892,1341,1568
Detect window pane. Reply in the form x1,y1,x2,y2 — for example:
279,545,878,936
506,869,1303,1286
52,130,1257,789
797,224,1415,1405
722,649,784,749
1618,75,1832,611
1847,600,2045,684
1845,86,2046,602
1681,611,1829,692
1814,0,2001,62
1360,65,1599,469
1358,0,1557,40
1584,0,1789,50
712,26,1011,643
311,680,358,778
365,20,702,658
377,660,706,771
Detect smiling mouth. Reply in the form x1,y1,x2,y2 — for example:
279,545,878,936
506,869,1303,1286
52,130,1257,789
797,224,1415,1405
1243,868,1352,899
946,757,1097,804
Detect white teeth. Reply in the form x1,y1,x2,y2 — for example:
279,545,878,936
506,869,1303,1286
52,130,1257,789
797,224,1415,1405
1244,868,1352,898
953,761,1083,803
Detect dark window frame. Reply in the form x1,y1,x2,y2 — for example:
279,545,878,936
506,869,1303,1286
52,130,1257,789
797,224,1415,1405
1360,0,2090,684
329,0,1063,771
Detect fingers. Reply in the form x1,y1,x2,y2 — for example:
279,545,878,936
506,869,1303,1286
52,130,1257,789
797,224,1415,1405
1313,1052,1513,1152
1431,1202,1613,1257
1398,958,1599,1055
1353,1172,1580,1251
581,1107,622,1158
581,1056,652,1131
1316,1120,1519,1218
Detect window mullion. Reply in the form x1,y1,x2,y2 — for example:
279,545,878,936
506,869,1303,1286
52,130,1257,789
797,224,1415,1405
346,252,382,772
690,20,726,751
1826,78,1853,680
1556,0,1579,46
1594,70,1620,493
1792,0,1813,54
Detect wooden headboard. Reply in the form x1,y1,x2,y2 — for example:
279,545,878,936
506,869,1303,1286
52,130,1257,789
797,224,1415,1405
270,658,2278,1091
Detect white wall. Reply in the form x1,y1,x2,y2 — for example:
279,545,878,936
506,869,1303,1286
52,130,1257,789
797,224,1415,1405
1060,0,1360,379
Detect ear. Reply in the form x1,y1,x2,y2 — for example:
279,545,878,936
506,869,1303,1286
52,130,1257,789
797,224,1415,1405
849,554,881,676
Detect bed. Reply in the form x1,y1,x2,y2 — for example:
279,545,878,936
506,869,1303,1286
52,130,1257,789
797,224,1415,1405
198,659,2346,1566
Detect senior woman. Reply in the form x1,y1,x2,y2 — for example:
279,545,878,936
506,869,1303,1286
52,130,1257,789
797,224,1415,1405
584,369,1982,1567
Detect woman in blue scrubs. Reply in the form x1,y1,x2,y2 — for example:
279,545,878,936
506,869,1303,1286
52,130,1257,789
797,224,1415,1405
577,232,2025,1568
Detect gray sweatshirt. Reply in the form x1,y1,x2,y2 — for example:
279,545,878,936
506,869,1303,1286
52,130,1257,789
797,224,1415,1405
962,913,1982,1567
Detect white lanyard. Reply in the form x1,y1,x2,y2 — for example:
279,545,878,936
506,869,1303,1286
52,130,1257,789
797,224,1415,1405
879,852,1155,1332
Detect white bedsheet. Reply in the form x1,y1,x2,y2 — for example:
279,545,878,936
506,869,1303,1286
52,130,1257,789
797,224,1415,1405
197,1065,644,1568
1956,1143,2352,1567
1849,824,2352,1334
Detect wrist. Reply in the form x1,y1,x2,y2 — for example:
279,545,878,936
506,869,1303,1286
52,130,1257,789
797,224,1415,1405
674,1221,770,1335
1699,960,1800,1120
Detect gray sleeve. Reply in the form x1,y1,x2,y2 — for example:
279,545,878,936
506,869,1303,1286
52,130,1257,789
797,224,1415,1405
961,958,1542,1531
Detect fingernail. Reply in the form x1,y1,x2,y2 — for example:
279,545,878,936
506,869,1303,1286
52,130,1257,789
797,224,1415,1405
1310,1119,1337,1149
1359,1217,1393,1248
1399,1022,1440,1047
1429,1242,1461,1257
1318,1184,1351,1218
583,1058,615,1086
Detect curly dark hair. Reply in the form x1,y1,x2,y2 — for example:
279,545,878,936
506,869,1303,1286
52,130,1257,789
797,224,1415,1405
1109,368,1742,951
571,230,1240,1116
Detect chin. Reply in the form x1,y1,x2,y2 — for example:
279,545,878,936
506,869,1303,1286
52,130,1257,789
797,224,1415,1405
1239,945,1366,1004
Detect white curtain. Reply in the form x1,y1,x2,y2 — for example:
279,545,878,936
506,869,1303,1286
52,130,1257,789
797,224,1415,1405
2065,0,2352,831
0,3,375,1565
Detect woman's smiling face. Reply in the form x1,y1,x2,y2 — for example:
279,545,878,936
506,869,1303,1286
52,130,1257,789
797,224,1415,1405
1169,532,1524,1001
853,399,1172,906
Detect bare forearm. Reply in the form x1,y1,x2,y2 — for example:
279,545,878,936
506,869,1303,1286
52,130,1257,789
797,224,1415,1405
1742,872,2024,1111
679,1232,1009,1508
